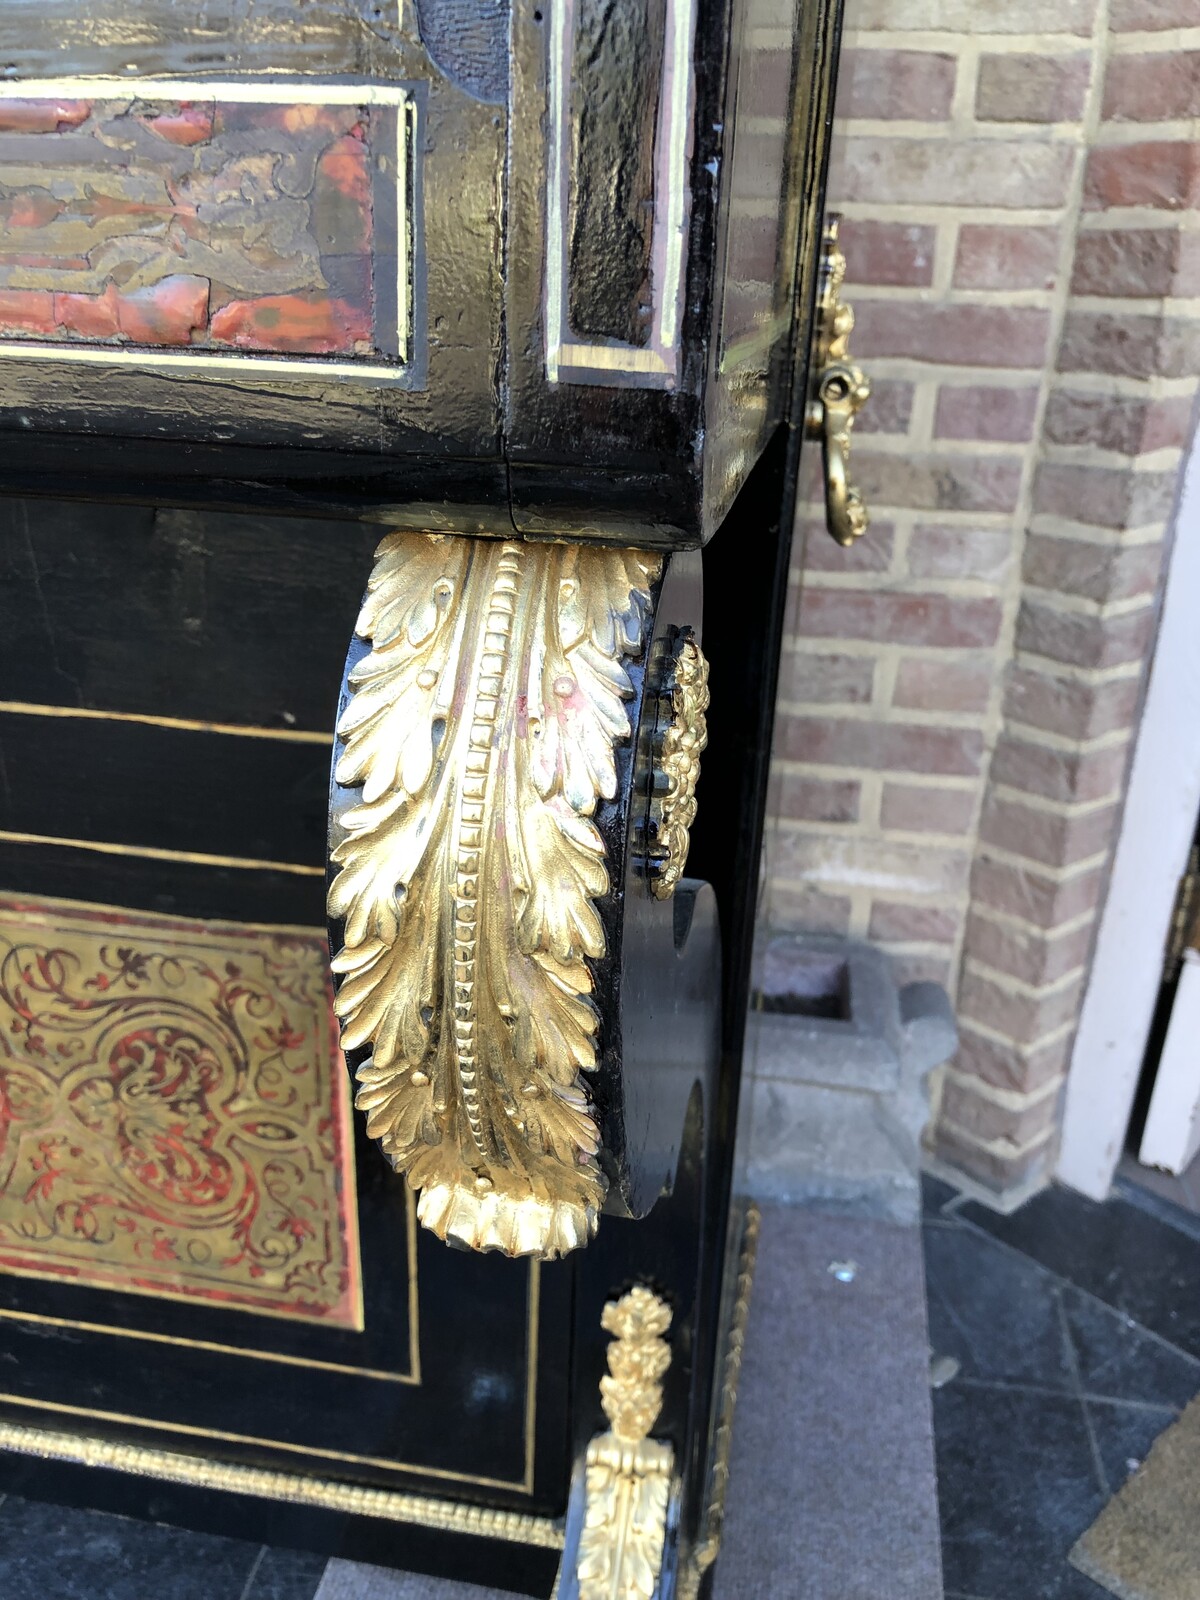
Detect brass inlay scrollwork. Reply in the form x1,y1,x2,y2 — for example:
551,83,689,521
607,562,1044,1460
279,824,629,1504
576,1285,675,1600
648,632,709,900
329,532,661,1261
806,215,872,548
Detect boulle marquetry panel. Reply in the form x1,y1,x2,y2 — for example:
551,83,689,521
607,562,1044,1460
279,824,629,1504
0,89,411,375
0,897,361,1327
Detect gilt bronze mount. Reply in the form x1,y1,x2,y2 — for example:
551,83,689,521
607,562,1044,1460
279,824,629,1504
807,216,873,548
574,1287,676,1600
647,633,710,902
329,533,663,1261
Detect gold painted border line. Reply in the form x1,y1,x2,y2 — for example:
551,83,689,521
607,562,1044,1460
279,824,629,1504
0,830,325,877
335,1023,368,1335
0,1420,565,1549
0,700,332,745
0,77,412,384
0,1390,530,1492
406,1182,423,1387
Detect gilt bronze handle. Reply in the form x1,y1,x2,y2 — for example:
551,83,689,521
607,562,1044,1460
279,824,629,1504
806,216,872,548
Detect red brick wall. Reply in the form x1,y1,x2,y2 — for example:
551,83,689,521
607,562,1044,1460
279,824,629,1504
761,0,1200,1194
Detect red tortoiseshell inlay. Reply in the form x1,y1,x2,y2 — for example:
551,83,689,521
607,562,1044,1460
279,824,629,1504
0,897,362,1327
0,97,387,359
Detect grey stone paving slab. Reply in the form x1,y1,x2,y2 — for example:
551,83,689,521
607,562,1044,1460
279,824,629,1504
715,1205,943,1600
314,1205,943,1600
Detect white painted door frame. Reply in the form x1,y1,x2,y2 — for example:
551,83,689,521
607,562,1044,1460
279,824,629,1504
1140,950,1200,1174
1056,429,1200,1201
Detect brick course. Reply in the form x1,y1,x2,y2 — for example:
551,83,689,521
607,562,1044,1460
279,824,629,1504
954,226,1062,292
934,386,1041,444
976,53,1092,125
760,0,1200,1200
839,48,957,120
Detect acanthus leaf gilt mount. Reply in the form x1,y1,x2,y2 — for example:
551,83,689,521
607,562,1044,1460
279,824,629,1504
575,1286,676,1600
328,531,661,1262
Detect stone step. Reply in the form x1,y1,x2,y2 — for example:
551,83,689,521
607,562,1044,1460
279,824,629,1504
314,1202,944,1600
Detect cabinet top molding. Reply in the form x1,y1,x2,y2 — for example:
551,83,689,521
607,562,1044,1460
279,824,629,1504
0,0,819,547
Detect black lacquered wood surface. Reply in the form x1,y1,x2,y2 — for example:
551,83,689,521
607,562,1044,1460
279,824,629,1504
0,0,846,1585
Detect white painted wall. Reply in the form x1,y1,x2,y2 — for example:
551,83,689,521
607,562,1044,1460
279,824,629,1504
1057,428,1200,1200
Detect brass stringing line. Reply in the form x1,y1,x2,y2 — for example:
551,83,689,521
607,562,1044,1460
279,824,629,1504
0,1305,417,1387
453,543,521,1155
0,1421,565,1549
0,891,326,941
523,1258,541,1493
406,1184,423,1386
0,1392,530,1492
0,700,333,745
0,830,324,877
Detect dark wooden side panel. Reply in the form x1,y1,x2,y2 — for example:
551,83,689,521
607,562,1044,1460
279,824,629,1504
678,0,845,1538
